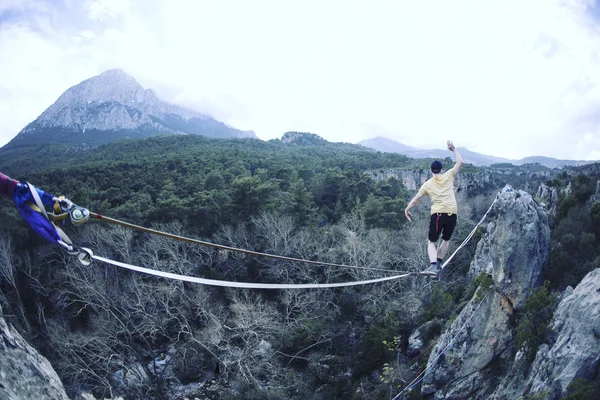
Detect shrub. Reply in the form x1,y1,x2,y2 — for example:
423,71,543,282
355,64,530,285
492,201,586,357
563,378,600,400
474,273,494,302
423,285,454,320
515,281,558,363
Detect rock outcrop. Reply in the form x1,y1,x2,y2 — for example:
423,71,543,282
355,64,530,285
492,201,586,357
523,268,600,398
468,189,550,309
0,306,70,400
589,180,600,206
535,182,559,216
421,187,600,399
422,188,551,399
365,168,494,193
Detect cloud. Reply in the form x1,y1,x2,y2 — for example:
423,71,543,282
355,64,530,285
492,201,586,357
84,0,129,21
0,0,599,161
80,30,96,39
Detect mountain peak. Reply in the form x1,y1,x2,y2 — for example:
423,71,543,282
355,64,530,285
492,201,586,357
61,68,146,105
99,68,129,77
5,69,258,147
358,137,419,153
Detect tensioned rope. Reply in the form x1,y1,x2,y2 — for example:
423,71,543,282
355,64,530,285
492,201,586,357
438,196,498,271
392,289,491,399
90,212,402,275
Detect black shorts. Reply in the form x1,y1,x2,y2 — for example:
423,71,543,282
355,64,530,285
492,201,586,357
428,213,457,242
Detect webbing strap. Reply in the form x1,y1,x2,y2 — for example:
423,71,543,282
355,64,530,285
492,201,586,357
90,253,412,289
28,182,74,248
27,182,49,221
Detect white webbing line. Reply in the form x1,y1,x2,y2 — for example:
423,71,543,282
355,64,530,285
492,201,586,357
84,191,502,289
91,254,412,289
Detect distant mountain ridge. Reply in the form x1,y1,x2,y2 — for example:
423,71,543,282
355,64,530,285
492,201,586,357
358,137,596,168
4,69,257,148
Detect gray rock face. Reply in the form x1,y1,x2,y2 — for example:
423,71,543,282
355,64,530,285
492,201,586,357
589,180,600,205
468,189,550,309
281,131,328,145
365,168,493,193
535,182,559,216
421,290,514,399
7,69,257,147
523,268,600,399
422,187,551,399
0,307,70,400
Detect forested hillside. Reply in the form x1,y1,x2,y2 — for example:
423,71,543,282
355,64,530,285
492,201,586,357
0,134,449,245
0,134,598,399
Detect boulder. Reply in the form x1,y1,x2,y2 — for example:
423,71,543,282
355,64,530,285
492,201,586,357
0,307,70,400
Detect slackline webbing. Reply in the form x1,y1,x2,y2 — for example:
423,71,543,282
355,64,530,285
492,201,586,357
90,253,413,289
78,187,505,289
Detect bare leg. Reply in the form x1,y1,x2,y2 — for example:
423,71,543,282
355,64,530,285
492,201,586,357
428,241,438,263
437,240,450,262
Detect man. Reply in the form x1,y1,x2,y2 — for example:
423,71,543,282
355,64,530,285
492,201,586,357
404,140,463,278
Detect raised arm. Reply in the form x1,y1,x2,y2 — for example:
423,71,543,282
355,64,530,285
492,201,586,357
447,140,463,174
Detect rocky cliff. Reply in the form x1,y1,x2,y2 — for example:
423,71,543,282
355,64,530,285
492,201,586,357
421,188,600,399
365,168,495,193
5,69,256,148
0,306,70,400
522,268,600,398
535,182,559,217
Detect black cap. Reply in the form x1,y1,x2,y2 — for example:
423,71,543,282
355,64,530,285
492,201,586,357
431,160,442,173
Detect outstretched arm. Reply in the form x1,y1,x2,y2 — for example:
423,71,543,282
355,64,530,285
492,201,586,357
447,140,463,174
404,192,424,221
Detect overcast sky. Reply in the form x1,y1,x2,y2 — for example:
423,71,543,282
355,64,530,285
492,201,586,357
1,0,600,161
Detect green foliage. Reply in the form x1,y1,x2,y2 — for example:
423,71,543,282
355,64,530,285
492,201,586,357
515,281,558,363
354,325,397,377
474,273,494,302
423,285,454,320
563,378,600,400
290,179,316,227
523,390,551,400
280,316,325,351
556,175,596,220
547,177,600,289
591,201,600,236
0,135,414,240
231,175,278,220
490,163,517,169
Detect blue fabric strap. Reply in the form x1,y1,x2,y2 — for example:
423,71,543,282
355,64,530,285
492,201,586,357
12,182,62,245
